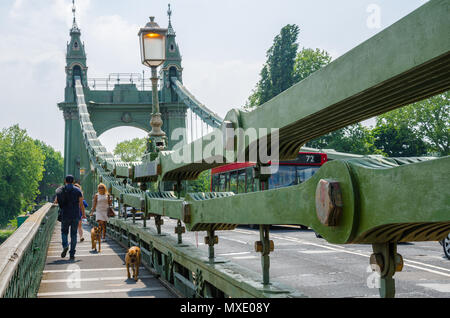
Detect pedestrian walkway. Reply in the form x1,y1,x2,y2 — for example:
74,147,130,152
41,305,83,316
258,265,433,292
37,222,175,298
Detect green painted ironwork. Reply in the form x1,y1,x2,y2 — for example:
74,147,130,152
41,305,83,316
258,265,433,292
171,77,223,128
71,0,450,298
0,204,58,298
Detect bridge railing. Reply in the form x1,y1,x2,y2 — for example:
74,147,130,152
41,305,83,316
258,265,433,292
0,204,58,298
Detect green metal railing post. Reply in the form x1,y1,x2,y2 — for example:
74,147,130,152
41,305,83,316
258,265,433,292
131,208,137,224
370,242,403,298
259,225,272,286
175,220,185,244
155,215,163,235
207,229,216,262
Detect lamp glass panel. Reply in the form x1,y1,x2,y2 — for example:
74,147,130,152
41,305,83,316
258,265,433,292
143,36,165,66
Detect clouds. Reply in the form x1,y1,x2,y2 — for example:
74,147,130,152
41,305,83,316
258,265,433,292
87,14,141,75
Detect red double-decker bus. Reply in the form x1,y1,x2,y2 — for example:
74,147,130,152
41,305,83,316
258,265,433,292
211,152,328,193
210,152,328,229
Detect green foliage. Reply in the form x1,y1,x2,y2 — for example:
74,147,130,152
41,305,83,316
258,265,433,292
408,92,449,156
306,123,384,155
0,125,45,227
373,111,428,157
187,170,211,193
371,92,449,157
114,138,147,162
34,140,64,202
0,230,15,245
294,48,332,82
7,218,18,230
246,41,332,109
246,24,300,108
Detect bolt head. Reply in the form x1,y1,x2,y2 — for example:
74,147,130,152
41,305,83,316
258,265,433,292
315,179,343,226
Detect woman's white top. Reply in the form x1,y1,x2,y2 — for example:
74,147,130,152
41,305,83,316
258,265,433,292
95,194,110,222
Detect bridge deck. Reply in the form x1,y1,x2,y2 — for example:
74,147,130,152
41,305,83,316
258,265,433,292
37,222,175,298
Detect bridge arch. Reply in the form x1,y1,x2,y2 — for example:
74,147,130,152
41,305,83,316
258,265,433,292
67,62,87,87
98,126,149,155
95,122,150,139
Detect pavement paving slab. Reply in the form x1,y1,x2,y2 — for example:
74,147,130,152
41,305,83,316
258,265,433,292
37,223,175,298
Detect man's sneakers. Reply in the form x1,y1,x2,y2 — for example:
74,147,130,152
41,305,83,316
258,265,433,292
69,255,75,261
61,247,69,258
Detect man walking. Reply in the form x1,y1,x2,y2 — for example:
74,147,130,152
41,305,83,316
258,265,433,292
56,175,86,260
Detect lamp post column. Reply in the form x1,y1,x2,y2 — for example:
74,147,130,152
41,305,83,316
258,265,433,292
149,66,166,141
138,16,168,155
151,66,159,114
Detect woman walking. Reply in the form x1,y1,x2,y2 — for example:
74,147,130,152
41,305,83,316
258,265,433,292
92,183,112,242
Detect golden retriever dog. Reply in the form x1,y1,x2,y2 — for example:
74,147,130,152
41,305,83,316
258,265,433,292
90,226,101,252
125,246,141,281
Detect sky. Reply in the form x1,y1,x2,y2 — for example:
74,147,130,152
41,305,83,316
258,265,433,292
0,0,429,153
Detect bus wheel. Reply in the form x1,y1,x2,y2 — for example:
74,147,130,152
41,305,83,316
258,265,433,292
249,224,258,229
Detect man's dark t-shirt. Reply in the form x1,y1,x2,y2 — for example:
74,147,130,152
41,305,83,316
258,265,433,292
56,184,83,221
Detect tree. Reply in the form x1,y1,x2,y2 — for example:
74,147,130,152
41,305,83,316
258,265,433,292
114,138,147,162
408,91,449,156
187,170,211,193
246,24,300,108
0,125,45,227
294,48,332,83
246,42,333,109
372,108,428,157
34,140,64,202
371,91,449,158
305,123,383,155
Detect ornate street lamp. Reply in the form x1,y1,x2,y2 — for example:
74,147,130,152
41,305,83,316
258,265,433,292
138,16,168,153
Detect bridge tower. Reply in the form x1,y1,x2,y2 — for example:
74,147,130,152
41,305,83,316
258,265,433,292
161,4,183,104
58,5,188,202
60,9,88,181
159,5,187,146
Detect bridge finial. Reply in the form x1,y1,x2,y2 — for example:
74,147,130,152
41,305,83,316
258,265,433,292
71,0,80,32
167,3,175,36
168,3,172,23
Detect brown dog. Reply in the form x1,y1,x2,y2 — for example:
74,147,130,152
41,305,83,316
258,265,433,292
91,226,101,252
125,246,141,281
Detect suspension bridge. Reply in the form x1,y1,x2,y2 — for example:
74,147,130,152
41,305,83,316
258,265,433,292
0,0,449,299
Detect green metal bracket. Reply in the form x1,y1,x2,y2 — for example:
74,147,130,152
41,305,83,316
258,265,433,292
370,243,404,298
175,219,185,245
155,215,164,235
